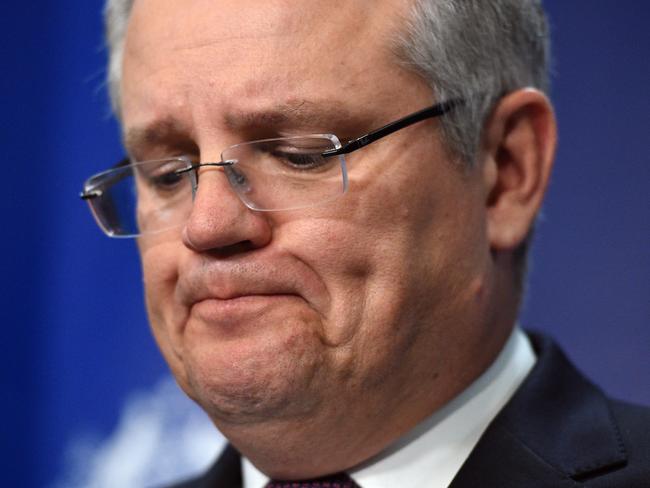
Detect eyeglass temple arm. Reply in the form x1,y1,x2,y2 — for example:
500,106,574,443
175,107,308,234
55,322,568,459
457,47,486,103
322,98,462,158
80,157,131,200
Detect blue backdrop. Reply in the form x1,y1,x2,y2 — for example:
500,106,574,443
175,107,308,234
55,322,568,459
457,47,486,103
1,2,648,487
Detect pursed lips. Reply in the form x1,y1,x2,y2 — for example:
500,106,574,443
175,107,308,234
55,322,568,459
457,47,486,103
174,258,330,316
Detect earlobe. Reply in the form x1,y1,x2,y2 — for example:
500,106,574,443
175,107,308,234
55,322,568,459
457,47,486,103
482,89,557,252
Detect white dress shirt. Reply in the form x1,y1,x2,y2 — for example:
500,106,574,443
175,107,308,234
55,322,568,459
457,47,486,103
243,327,536,488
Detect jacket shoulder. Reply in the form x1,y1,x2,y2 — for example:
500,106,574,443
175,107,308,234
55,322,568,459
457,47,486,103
451,332,650,487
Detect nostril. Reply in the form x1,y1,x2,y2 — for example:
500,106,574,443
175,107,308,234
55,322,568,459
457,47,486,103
182,222,257,257
207,240,257,258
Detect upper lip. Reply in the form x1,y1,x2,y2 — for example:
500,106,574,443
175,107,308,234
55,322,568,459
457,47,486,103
175,255,325,310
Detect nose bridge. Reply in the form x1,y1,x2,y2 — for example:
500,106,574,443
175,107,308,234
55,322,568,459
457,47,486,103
183,165,271,252
189,160,233,196
193,162,231,196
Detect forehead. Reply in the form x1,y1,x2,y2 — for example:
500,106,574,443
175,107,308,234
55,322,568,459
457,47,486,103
125,0,406,70
121,0,423,140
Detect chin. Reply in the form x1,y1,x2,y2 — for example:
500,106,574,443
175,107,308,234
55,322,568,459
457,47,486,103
179,319,326,424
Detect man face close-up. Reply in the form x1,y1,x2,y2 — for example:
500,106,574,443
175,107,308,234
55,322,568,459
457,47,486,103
120,0,509,476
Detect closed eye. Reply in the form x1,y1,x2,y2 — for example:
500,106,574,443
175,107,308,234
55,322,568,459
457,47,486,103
275,150,322,168
268,146,332,171
135,160,191,193
148,170,185,190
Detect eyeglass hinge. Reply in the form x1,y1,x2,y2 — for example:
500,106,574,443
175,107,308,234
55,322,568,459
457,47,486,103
80,190,102,200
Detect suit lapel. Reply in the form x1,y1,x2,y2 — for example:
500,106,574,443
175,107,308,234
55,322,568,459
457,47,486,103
449,333,627,487
193,444,242,488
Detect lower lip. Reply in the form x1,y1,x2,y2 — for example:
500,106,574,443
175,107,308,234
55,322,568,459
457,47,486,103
191,295,299,327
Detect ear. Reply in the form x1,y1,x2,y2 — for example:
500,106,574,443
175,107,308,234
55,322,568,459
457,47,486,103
480,89,557,252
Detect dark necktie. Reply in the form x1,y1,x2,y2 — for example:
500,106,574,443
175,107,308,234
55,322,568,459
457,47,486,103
265,472,360,488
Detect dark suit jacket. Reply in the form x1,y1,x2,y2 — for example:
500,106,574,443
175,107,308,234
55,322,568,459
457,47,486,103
168,334,650,487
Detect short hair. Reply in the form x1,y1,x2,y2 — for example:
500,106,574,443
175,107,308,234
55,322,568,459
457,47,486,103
395,0,550,165
104,0,133,118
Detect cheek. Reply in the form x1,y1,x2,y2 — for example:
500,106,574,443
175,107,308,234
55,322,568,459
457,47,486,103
140,239,179,309
272,176,432,353
138,237,186,363
275,146,485,371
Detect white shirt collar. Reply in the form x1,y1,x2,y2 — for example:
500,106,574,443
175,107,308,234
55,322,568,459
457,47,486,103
243,327,536,488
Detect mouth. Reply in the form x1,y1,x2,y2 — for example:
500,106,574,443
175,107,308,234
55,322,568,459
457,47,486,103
175,254,331,333
190,293,303,330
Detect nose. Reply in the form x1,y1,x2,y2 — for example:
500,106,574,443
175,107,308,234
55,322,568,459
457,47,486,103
182,167,272,254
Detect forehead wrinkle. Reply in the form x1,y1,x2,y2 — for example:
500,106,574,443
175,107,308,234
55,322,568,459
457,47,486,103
170,31,295,54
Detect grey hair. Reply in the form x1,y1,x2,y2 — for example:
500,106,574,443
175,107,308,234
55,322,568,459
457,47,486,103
105,0,133,117
395,0,550,165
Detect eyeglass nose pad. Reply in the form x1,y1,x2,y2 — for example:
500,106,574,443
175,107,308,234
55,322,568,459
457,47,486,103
190,160,249,202
223,161,252,194
189,170,199,201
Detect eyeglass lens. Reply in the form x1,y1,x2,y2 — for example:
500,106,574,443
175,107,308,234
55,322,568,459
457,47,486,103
84,136,346,237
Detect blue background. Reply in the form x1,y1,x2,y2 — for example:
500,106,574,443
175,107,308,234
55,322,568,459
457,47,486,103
1,2,648,486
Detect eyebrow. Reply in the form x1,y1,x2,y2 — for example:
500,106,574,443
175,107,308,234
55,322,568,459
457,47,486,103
124,118,192,158
225,98,366,133
124,99,361,157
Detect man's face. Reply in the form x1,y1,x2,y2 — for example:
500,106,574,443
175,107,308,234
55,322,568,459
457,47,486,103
122,0,493,450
